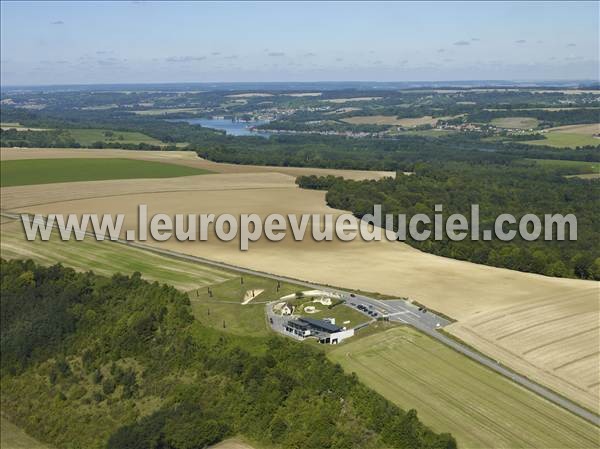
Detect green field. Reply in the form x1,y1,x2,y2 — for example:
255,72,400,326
1,158,211,187
527,158,600,173
64,128,163,146
0,221,233,291
0,415,52,449
523,132,600,148
490,117,540,129
190,275,303,338
329,327,600,449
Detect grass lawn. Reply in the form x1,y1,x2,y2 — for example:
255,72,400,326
0,221,233,291
289,297,371,329
1,415,52,449
490,117,540,129
1,158,211,187
329,326,600,449
189,274,303,338
299,304,370,328
523,132,600,148
65,128,163,146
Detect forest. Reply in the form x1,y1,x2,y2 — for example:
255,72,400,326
0,259,456,449
296,162,600,280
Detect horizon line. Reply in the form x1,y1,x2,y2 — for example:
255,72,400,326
2,79,598,90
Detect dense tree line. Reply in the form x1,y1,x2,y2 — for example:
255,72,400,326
257,119,389,133
297,162,600,280
461,108,600,127
197,133,519,171
1,259,456,449
0,128,169,151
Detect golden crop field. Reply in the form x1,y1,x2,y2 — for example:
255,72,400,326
446,287,600,411
342,114,450,127
546,123,600,135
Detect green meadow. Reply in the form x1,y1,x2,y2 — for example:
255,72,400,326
523,132,600,148
1,158,211,187
65,128,163,146
0,222,233,291
525,158,599,174
329,326,600,449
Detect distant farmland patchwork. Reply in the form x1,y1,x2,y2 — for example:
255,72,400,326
0,157,211,187
329,327,600,449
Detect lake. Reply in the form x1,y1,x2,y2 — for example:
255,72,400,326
172,118,272,137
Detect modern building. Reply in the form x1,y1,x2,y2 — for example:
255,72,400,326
284,317,354,344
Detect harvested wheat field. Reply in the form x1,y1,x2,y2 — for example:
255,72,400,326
1,148,598,410
446,287,599,411
342,115,454,127
546,123,600,135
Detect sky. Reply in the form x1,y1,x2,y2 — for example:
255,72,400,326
1,1,598,85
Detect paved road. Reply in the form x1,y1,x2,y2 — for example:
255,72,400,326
3,211,599,427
